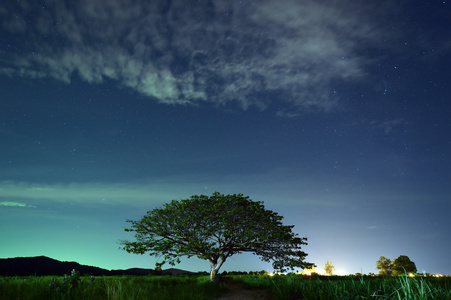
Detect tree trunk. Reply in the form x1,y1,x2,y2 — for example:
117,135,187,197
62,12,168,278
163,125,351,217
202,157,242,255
208,256,225,282
210,267,219,282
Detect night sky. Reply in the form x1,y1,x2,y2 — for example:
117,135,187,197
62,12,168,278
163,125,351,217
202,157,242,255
1,0,450,276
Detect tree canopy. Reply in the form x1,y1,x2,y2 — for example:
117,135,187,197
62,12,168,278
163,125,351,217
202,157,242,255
376,256,393,276
121,192,313,281
376,255,417,276
393,255,417,275
324,260,335,275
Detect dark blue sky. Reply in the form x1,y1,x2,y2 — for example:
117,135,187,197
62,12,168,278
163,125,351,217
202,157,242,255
1,0,450,275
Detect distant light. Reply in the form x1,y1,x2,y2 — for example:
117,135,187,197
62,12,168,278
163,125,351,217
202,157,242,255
409,273,414,277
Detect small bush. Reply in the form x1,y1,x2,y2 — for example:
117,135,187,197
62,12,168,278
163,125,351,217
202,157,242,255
48,269,95,297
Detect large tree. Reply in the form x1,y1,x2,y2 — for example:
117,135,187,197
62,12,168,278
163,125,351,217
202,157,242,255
121,192,313,281
393,255,417,275
324,260,335,275
376,256,393,276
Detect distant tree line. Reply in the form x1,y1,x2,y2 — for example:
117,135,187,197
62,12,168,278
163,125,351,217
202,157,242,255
376,255,417,276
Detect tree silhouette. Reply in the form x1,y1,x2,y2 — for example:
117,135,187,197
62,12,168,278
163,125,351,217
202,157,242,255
376,256,393,276
121,192,313,281
324,260,335,275
393,255,417,275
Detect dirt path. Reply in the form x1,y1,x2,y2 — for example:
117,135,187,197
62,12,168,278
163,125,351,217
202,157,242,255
215,278,272,300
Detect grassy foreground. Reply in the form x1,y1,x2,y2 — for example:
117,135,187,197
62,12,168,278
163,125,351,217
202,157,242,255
230,273,451,300
2,271,451,300
0,273,225,300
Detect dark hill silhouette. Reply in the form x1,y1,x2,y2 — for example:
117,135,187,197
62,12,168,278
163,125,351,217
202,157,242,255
0,256,109,276
0,256,193,276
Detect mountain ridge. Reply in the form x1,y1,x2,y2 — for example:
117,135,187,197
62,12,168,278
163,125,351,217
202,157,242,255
0,256,196,276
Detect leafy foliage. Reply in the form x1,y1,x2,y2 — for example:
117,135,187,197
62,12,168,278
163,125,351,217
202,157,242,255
376,256,393,276
324,260,335,275
121,192,312,279
377,255,417,276
393,255,417,275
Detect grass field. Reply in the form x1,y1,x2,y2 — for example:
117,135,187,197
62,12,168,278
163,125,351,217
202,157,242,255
0,272,225,300
1,271,450,300
230,273,451,300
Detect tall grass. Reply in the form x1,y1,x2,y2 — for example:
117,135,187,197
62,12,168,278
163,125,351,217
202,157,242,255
2,273,450,300
0,274,224,300
230,274,451,300
393,274,451,300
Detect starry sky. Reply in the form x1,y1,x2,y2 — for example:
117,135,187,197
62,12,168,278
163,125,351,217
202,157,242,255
1,0,450,276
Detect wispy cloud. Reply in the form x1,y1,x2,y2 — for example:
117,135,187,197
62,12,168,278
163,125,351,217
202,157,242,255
0,0,392,114
0,201,36,208
366,226,378,230
0,170,360,209
369,119,408,134
0,180,183,207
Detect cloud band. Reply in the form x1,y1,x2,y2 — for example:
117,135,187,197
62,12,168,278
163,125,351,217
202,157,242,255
0,0,387,113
